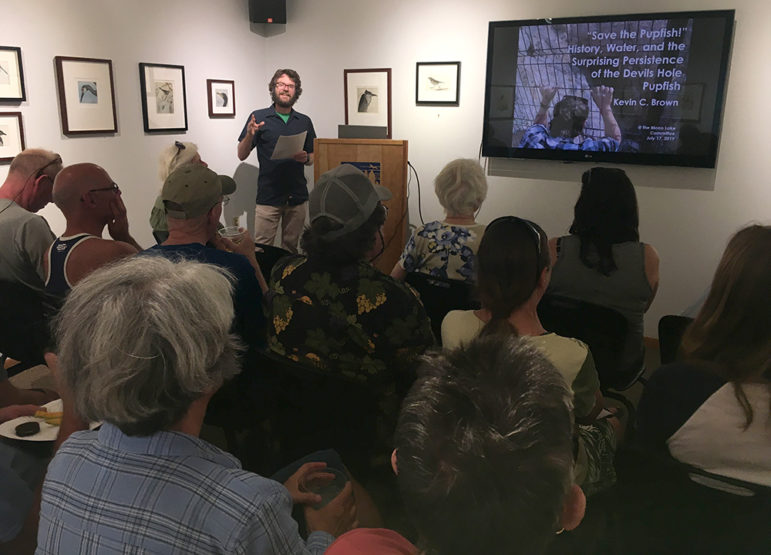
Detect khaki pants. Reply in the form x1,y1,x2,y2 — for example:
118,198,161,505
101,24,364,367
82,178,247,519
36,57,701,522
253,202,307,253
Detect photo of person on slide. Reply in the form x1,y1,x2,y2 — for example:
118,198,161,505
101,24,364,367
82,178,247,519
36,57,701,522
518,85,622,152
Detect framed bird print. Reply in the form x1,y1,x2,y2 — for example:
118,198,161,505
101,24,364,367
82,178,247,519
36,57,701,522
139,62,188,132
0,46,26,102
0,112,25,163
54,56,117,135
207,79,235,118
344,68,391,139
416,62,460,106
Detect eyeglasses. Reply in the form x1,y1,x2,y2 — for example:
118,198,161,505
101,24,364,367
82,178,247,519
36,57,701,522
275,81,296,90
89,182,120,194
222,195,230,206
33,155,63,181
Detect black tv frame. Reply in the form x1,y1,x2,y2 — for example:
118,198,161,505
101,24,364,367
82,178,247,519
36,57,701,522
482,10,735,168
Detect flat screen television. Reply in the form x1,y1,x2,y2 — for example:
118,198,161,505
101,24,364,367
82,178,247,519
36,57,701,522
482,10,734,168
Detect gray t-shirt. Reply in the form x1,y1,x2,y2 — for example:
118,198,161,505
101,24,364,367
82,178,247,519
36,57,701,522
0,199,55,294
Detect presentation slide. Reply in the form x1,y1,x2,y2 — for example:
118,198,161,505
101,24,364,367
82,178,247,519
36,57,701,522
484,12,733,165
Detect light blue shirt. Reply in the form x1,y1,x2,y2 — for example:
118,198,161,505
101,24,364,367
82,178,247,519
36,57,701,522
37,423,333,554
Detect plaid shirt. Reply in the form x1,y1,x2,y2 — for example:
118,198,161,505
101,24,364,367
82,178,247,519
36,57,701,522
518,124,620,152
37,423,333,554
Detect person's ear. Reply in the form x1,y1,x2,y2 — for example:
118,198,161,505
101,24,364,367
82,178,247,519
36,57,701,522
391,449,398,476
560,484,586,531
208,203,223,226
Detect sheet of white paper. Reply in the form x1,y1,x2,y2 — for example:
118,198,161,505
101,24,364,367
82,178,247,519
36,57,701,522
271,131,307,160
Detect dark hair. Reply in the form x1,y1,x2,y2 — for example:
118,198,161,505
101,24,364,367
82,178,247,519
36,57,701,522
301,204,386,268
395,335,574,555
476,217,550,337
268,68,302,100
681,224,771,429
569,167,640,276
550,95,589,138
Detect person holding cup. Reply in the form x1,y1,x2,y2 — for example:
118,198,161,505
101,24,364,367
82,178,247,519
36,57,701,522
143,165,268,350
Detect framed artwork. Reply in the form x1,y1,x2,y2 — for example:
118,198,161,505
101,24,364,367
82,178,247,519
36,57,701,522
0,46,26,102
207,79,235,118
0,112,25,163
680,83,705,122
344,68,391,139
54,56,117,135
139,63,187,132
416,62,460,106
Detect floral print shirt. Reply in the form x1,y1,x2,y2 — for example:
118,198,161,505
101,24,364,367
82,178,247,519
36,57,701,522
397,221,485,283
267,255,435,387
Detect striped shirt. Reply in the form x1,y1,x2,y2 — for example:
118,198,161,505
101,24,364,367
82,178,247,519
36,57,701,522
37,423,333,554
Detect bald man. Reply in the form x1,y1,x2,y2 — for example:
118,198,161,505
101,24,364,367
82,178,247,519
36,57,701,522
43,163,141,298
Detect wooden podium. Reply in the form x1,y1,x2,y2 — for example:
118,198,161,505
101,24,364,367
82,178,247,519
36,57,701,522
314,138,408,274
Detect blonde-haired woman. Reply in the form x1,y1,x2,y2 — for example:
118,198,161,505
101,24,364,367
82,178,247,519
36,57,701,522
149,141,208,242
391,158,487,283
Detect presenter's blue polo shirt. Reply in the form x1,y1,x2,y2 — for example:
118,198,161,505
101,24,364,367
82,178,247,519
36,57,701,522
238,106,316,207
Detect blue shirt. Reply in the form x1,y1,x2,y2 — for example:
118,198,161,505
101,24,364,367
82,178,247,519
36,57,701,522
518,124,620,152
37,423,334,554
238,106,316,207
143,243,266,349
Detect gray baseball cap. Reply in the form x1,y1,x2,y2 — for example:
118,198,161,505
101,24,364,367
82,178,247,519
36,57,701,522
310,164,391,240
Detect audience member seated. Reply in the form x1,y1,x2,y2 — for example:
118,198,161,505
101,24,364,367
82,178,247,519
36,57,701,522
547,167,659,372
637,224,770,489
267,164,434,436
0,149,64,366
442,216,622,495
43,163,141,298
37,256,356,553
391,158,487,283
143,165,267,350
149,140,209,243
384,335,586,555
0,149,63,297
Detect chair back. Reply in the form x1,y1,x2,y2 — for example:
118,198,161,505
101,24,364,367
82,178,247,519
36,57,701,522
254,242,292,280
405,272,478,344
537,294,640,390
0,281,53,368
658,315,693,365
256,350,383,479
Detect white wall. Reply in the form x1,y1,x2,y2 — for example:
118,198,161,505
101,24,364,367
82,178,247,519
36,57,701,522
2,0,270,244
3,0,769,336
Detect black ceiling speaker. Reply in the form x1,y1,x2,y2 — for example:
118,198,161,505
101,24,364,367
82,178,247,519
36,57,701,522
249,0,286,24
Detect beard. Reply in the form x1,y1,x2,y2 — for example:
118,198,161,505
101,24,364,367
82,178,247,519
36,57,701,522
271,88,296,109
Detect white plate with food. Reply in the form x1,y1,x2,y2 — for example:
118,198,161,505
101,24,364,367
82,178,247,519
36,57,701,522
0,398,64,442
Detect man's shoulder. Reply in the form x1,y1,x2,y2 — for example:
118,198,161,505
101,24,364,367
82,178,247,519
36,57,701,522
290,108,312,122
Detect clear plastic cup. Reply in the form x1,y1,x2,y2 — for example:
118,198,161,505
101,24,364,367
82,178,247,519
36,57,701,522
218,226,244,243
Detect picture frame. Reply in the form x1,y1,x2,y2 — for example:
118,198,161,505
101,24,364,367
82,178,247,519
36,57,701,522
416,62,460,106
54,56,117,135
0,46,26,102
0,112,25,163
344,68,391,139
139,63,187,132
207,79,235,118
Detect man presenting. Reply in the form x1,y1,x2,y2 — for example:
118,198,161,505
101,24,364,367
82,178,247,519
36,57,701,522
237,69,316,253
